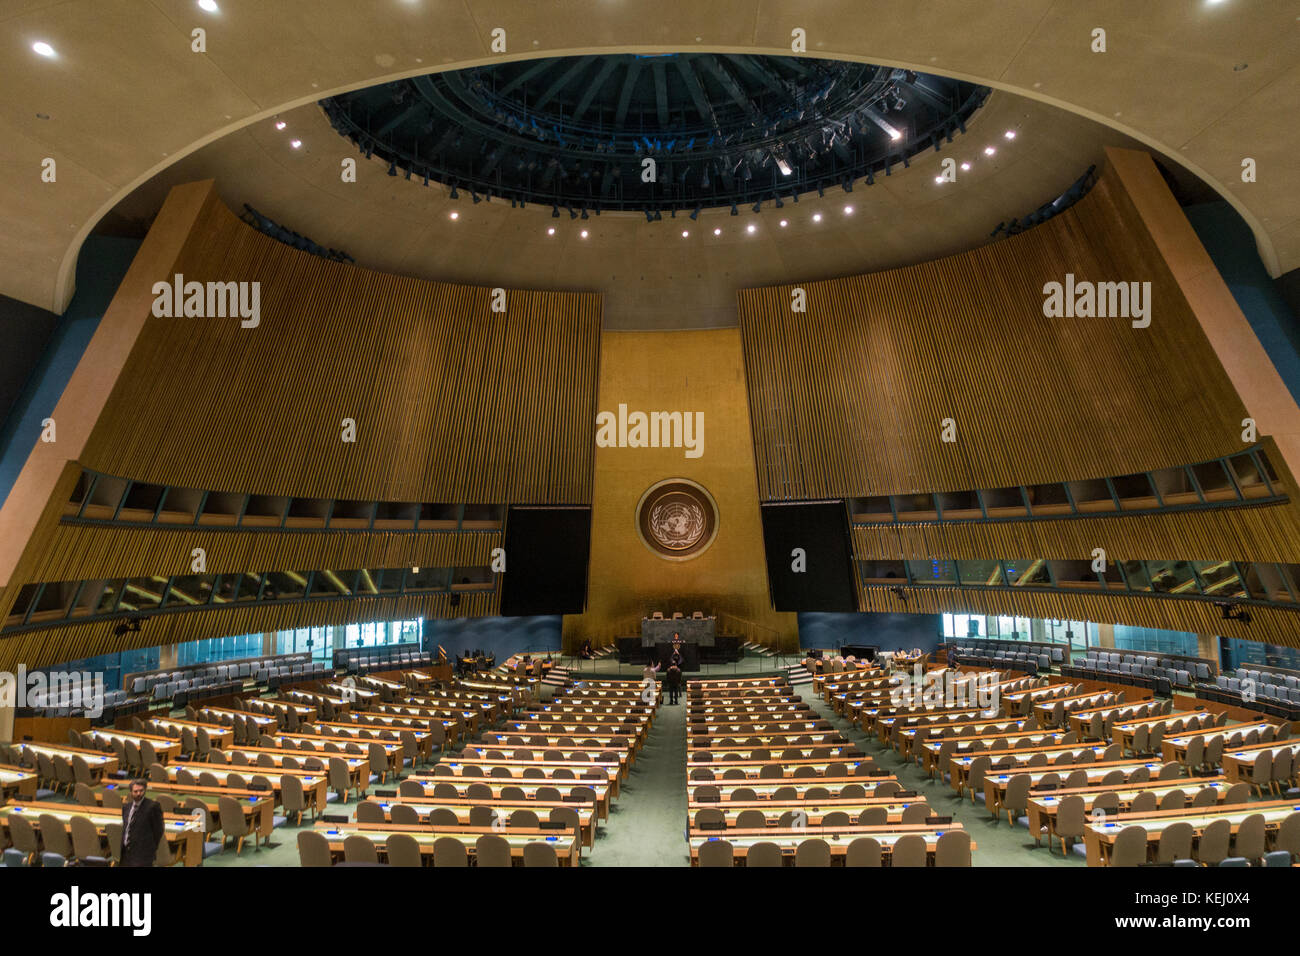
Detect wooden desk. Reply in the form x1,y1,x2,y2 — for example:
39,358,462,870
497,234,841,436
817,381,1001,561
95,780,276,837
1026,775,1230,846
688,732,848,752
896,717,1033,760
195,707,281,734
0,801,201,866
1109,711,1215,751
981,758,1177,815
146,717,235,750
223,746,370,792
0,766,37,800
86,729,182,764
1160,722,1276,764
688,795,936,828
690,744,863,763
1064,700,1167,739
949,743,1120,795
1083,798,1300,866
403,774,611,820
363,796,596,847
164,763,332,815
14,742,118,779
314,821,581,865
465,744,629,775
1032,691,1119,726
920,731,1072,777
442,757,621,794
687,822,971,865
1220,740,1300,783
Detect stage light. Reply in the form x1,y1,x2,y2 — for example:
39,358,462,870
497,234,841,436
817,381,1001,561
472,191,482,203
812,213,822,222
960,162,971,171
568,206,577,220
553,204,561,218
422,170,429,187
449,211,459,220
580,229,589,239
867,109,903,141
984,146,996,156
774,196,784,209
275,121,287,130
752,200,762,213
681,230,689,238
581,208,589,220
645,209,655,223
1004,130,1016,139
32,41,56,57
198,0,219,10
843,205,853,214
746,224,757,234
776,156,793,176
689,206,700,221
547,227,556,236
290,140,302,149
779,219,788,228
713,228,722,236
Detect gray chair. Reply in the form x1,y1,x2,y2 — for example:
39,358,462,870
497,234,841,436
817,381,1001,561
218,795,257,854
475,833,513,867
1109,825,1149,866
845,836,882,867
890,833,928,867
697,837,734,867
385,832,422,867
1196,817,1231,866
795,838,831,867
1156,821,1195,864
522,841,558,867
434,836,469,867
744,841,783,867
342,834,378,864
1233,813,1267,863
934,830,971,867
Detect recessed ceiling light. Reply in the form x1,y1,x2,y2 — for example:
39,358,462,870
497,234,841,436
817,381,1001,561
713,228,721,236
681,230,689,238
746,224,757,234
275,121,286,130
1004,130,1016,140
449,211,459,220
935,176,944,184
290,139,302,149
812,213,822,222
984,146,996,156
32,41,55,57
547,227,556,236
960,162,971,171
580,230,588,239
843,205,854,215
779,219,788,228
198,0,219,11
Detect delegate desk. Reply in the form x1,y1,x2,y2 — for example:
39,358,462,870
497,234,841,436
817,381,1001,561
690,744,863,764
222,746,370,792
15,742,118,779
1160,722,1277,764
689,678,787,692
466,745,629,775
0,801,202,866
981,759,1178,815
688,731,848,752
949,743,1123,795
503,719,650,748
920,731,1073,777
146,717,236,750
315,820,582,865
1220,740,1300,783
441,757,622,793
1064,700,1167,738
363,796,597,848
163,766,331,817
86,729,183,764
1083,798,1300,866
1032,691,1120,726
687,823,971,866
691,796,936,829
1026,775,1232,845
196,707,281,734
896,717,1035,761
693,756,875,781
94,780,277,837
692,719,828,738
268,732,404,766
687,774,899,803
866,705,1002,739
405,775,611,820
373,701,481,733
1110,711,1216,752
0,766,37,800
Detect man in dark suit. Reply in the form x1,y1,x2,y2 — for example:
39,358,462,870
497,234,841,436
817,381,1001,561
119,779,164,867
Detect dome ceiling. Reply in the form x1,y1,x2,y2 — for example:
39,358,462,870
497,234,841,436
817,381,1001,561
321,53,987,215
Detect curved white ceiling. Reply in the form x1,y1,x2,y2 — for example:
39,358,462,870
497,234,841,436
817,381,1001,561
3,0,1296,314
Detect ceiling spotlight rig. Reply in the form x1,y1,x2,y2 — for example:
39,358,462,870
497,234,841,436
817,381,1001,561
1214,601,1252,624
112,617,143,637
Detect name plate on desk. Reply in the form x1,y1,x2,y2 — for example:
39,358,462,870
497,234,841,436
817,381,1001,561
641,617,716,647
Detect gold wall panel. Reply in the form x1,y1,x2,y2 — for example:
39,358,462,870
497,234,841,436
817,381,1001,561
564,329,797,651
739,163,1250,500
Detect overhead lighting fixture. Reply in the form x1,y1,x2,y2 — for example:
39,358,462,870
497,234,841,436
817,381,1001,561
552,204,561,219
713,227,722,236
580,229,589,239
689,206,700,221
935,176,944,184
198,0,219,10
812,213,822,222
32,41,56,57
681,230,689,238
290,139,302,149
1004,130,1016,140
449,186,459,199
984,147,996,156
746,224,757,234
275,121,287,130
867,109,903,141
779,219,788,228
471,191,482,204
730,203,738,216
960,162,971,171
449,211,459,220
645,209,655,223
547,227,556,236
752,201,762,214
776,156,793,176
580,208,589,220
387,160,397,175
843,205,854,215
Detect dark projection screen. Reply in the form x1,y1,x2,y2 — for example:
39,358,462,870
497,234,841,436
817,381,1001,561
760,500,858,612
500,506,592,616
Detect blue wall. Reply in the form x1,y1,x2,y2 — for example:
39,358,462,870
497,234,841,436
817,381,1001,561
797,612,943,652
0,236,142,509
1185,202,1300,405
1112,625,1198,656
422,615,561,660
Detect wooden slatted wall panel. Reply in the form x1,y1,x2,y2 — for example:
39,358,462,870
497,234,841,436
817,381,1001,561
738,165,1250,501
851,504,1300,563
78,197,601,504
0,591,500,673
861,586,1300,648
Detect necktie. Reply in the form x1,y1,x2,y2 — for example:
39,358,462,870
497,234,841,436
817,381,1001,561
125,800,137,846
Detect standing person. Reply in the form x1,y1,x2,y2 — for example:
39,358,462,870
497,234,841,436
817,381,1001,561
119,778,164,867
666,660,682,705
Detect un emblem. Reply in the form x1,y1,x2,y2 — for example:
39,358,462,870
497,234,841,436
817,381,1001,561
635,479,719,561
